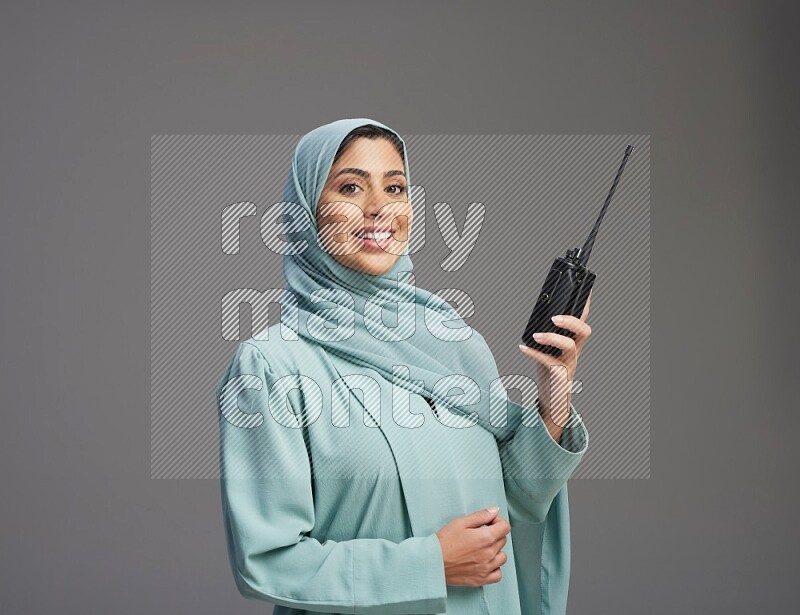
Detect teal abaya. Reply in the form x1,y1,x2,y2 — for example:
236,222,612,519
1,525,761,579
217,118,589,615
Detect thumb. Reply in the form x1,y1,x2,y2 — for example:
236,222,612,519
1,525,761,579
463,506,500,528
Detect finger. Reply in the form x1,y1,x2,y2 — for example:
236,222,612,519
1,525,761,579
526,332,577,356
463,507,499,528
486,514,511,541
518,342,562,368
551,314,592,341
486,516,511,540
580,290,592,321
488,529,509,552
490,550,508,569
494,534,508,551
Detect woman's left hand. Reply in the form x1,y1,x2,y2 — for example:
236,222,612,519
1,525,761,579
518,290,593,442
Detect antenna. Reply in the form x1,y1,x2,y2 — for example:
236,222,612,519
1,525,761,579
576,144,633,267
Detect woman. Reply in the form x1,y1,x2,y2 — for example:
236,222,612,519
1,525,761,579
216,118,591,615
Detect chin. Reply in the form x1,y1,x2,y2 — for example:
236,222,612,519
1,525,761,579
346,256,398,276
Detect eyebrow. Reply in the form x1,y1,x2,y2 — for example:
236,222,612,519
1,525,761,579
333,167,405,180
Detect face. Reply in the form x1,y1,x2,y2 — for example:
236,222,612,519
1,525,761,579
316,137,412,276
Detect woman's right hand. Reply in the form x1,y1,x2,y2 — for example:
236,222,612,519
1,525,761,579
435,507,511,587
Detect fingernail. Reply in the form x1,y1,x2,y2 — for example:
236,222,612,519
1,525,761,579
533,332,544,340
551,315,564,324
487,506,499,513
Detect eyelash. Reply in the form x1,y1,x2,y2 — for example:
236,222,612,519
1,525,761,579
339,182,406,195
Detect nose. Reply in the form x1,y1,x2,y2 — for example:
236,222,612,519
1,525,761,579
362,186,387,220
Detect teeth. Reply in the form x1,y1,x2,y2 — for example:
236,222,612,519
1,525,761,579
355,231,392,240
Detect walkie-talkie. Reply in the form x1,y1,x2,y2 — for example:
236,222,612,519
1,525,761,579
521,145,633,357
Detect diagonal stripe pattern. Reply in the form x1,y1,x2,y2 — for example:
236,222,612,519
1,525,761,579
151,134,650,479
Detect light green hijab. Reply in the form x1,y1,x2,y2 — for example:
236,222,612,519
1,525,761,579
279,118,523,442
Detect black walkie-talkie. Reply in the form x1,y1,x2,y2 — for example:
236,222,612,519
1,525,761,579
520,145,633,357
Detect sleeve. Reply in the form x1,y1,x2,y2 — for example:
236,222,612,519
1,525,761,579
216,342,449,614
498,398,589,526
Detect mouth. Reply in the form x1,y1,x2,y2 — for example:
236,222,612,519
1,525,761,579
351,227,397,252
353,228,395,240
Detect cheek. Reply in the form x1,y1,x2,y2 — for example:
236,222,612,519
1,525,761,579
401,209,413,238
393,205,413,231
316,202,366,245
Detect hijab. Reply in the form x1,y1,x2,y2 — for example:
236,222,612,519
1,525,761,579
278,118,524,442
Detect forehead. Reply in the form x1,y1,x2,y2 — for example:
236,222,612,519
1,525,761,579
331,137,404,168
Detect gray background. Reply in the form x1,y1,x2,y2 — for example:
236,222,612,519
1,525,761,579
2,1,797,613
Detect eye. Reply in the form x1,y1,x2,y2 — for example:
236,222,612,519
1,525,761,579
339,182,363,195
386,184,406,195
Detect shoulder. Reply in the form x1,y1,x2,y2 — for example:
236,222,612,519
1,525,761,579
221,323,318,382
215,325,330,416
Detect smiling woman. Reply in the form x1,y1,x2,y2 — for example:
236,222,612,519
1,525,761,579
217,118,590,615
